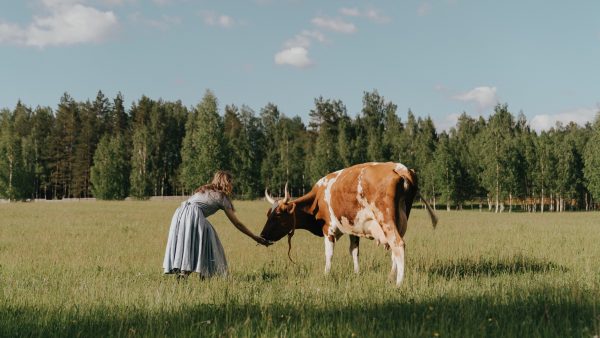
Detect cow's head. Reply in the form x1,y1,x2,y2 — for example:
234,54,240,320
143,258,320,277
260,183,297,242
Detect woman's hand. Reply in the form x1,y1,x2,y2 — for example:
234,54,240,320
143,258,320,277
254,236,272,247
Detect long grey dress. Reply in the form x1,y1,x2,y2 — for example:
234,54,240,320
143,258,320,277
163,190,233,277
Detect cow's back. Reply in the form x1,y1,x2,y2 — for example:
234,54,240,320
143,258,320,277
314,162,407,238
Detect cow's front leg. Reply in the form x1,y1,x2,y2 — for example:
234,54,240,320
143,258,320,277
349,235,360,273
324,236,335,274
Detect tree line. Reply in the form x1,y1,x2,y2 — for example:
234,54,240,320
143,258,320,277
1,89,599,212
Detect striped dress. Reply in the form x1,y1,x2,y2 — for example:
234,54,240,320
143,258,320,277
162,190,232,277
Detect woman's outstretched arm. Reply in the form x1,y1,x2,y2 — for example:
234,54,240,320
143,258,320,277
224,208,270,246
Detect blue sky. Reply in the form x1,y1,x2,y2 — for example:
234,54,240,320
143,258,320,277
1,0,599,131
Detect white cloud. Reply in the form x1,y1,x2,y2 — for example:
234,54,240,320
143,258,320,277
529,107,599,132
339,7,390,23
417,3,432,16
129,12,181,30
284,30,326,48
276,29,325,68
0,22,26,44
201,11,235,28
274,46,312,68
340,7,360,17
99,0,138,6
0,1,118,47
311,16,356,33
453,86,499,112
363,8,390,23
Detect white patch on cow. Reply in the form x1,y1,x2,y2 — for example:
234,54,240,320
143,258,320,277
324,169,343,236
395,162,407,171
316,176,329,187
352,167,387,240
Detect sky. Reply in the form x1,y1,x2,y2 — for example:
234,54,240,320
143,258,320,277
1,0,599,131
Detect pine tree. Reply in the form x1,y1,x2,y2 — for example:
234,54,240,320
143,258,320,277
30,106,53,199
49,93,80,198
109,92,128,136
91,90,111,136
72,101,99,198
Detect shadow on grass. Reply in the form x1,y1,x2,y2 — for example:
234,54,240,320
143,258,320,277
425,255,567,279
1,286,597,338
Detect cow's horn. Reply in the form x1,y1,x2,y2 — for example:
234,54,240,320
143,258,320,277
265,189,275,204
283,182,290,203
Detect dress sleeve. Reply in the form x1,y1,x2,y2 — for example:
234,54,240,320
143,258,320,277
221,194,234,211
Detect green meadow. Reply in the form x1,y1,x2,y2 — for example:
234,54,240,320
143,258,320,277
0,200,599,337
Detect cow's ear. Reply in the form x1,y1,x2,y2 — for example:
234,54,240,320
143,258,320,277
287,203,296,214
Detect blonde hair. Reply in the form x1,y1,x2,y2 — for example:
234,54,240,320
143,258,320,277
195,170,233,196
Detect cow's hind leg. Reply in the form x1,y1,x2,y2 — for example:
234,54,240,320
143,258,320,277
349,235,360,273
389,241,406,286
324,236,335,274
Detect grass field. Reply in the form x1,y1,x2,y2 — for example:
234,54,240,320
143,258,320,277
1,200,599,337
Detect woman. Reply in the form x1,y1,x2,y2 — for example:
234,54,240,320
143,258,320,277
163,170,269,278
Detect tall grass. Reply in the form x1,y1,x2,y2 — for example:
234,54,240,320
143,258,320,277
1,201,599,337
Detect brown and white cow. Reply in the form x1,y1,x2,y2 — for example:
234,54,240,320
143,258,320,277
260,162,438,286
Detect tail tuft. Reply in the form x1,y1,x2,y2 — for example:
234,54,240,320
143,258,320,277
417,192,438,228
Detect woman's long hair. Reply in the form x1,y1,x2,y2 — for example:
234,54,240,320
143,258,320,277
195,170,234,196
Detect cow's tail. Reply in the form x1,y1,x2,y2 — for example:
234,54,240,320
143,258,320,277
417,191,438,229
396,167,438,229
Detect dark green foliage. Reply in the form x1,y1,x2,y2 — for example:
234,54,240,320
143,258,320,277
48,93,80,199
90,135,130,200
308,97,345,182
225,105,264,198
584,113,600,201
1,91,598,209
0,108,32,200
180,90,226,193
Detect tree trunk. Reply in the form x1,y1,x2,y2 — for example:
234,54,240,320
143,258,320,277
585,193,589,211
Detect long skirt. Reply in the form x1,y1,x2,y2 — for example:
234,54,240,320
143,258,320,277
163,202,228,277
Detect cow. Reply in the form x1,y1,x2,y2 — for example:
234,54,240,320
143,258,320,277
260,162,438,286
